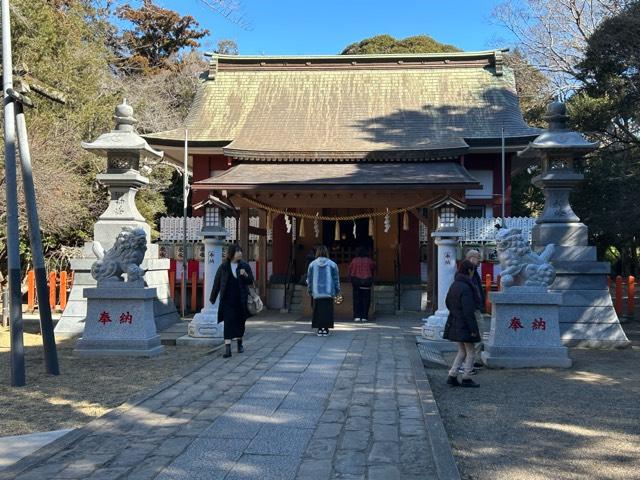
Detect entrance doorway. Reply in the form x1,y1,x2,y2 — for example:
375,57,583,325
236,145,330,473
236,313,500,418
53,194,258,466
322,217,373,278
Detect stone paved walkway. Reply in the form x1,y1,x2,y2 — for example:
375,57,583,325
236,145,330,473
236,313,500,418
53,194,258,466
2,318,455,480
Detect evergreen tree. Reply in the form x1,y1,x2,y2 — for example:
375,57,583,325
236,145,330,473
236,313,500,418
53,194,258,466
341,34,460,55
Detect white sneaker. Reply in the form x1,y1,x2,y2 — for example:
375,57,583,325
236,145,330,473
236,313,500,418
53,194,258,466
354,318,361,322
361,318,368,323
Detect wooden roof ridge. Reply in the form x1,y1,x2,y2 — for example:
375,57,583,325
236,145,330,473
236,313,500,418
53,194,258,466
205,49,508,74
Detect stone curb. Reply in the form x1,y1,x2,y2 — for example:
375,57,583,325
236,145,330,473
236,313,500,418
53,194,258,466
405,335,461,480
0,342,225,480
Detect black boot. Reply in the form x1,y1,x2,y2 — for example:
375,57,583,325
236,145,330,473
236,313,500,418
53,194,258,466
223,343,232,358
461,378,480,388
237,339,244,353
446,375,460,387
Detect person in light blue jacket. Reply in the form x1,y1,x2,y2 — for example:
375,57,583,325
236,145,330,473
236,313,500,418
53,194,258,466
307,245,341,336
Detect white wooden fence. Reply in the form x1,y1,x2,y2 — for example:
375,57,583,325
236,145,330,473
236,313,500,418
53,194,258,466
159,216,263,242
160,216,536,244
457,217,536,243
159,217,203,242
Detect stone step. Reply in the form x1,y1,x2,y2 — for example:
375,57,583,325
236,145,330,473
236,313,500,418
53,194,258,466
374,293,396,299
552,261,611,274
550,245,597,262
552,274,608,290
556,290,614,307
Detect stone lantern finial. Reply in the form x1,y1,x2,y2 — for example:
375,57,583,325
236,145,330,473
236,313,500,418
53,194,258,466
114,98,137,132
544,101,568,132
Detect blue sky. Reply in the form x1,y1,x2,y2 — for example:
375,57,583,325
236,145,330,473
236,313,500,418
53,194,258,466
154,0,516,55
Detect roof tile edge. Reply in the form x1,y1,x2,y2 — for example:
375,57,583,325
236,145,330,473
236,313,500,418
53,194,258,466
202,49,510,73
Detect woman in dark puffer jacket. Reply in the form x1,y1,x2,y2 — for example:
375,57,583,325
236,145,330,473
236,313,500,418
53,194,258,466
443,260,481,388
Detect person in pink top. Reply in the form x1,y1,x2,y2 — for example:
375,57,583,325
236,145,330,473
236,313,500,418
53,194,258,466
348,247,376,322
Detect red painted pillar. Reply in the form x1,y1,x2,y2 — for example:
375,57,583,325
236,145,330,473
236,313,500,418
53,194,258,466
615,276,623,315
272,214,291,277
27,270,35,312
49,271,57,312
399,213,420,279
190,271,198,313
59,271,68,311
627,276,635,318
168,271,175,299
485,273,492,314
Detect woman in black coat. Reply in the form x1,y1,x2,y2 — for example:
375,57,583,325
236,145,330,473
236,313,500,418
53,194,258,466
443,260,481,388
210,244,255,358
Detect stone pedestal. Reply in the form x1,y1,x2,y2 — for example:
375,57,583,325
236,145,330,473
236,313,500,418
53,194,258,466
92,172,150,250
56,244,179,337
177,230,226,347
422,233,461,343
75,282,164,357
482,287,571,368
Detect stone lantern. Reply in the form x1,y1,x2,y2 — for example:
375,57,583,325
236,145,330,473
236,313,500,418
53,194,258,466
56,100,180,337
178,203,229,346
82,100,160,249
422,196,465,342
519,101,630,348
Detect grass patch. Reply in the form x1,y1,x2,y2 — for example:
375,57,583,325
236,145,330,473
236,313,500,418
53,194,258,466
0,322,210,437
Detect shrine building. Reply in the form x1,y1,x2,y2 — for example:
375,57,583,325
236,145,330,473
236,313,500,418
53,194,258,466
145,50,539,317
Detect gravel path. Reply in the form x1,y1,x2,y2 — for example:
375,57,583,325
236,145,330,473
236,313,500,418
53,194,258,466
424,337,640,480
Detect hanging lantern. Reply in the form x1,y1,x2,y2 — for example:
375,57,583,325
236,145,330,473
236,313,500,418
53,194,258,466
384,209,391,233
353,220,357,238
299,217,305,237
334,221,340,241
402,210,409,231
368,217,374,237
266,211,273,230
285,213,292,234
314,212,320,238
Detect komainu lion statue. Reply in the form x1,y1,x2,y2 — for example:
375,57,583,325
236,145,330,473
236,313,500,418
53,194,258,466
495,228,556,289
91,227,147,283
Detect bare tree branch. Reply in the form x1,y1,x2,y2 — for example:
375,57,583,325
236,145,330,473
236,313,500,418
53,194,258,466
491,0,632,94
197,0,253,31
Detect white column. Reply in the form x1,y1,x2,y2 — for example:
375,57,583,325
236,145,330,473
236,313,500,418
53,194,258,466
434,237,459,315
422,230,462,341
187,234,225,339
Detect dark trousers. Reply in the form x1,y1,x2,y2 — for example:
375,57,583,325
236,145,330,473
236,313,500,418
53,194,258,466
352,286,372,320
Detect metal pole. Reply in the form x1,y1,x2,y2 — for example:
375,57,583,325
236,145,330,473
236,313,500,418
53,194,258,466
182,128,189,318
2,0,26,386
501,126,506,222
14,102,59,375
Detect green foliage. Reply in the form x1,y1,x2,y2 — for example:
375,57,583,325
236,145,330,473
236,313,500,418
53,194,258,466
115,0,209,73
0,0,207,275
565,1,640,274
341,34,460,55
0,0,117,271
573,150,640,275
510,168,545,217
